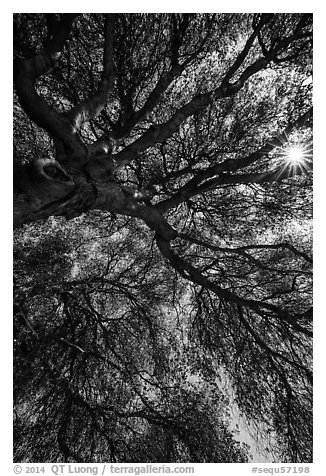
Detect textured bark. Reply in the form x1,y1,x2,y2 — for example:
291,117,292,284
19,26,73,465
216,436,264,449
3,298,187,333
14,159,177,240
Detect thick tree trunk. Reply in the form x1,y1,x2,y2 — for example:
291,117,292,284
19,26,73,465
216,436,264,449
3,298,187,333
13,157,177,241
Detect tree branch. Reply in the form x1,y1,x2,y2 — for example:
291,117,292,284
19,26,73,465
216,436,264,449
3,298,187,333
112,16,311,170
118,63,187,138
236,305,312,384
117,15,208,138
156,234,312,337
14,14,85,157
222,14,273,86
179,232,313,266
111,59,274,168
194,161,312,193
155,107,312,212
65,14,117,131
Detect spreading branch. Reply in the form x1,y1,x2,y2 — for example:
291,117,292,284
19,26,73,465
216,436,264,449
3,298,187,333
179,233,312,264
156,107,312,212
14,14,85,157
65,14,117,132
156,234,312,337
112,16,311,169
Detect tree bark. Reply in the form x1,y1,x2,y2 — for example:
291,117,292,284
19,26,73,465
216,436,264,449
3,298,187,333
13,159,177,241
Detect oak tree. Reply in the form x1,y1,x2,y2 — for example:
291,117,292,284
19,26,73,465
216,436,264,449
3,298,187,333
13,13,312,463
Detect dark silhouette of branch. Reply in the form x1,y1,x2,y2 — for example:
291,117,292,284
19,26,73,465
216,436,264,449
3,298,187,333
65,14,117,132
179,232,313,265
14,14,85,157
156,107,312,212
156,234,312,337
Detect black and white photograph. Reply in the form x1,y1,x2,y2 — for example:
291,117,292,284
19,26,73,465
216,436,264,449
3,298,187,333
13,11,313,465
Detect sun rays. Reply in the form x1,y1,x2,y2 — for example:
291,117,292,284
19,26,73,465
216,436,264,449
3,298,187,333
282,143,312,174
270,140,312,180
286,145,306,165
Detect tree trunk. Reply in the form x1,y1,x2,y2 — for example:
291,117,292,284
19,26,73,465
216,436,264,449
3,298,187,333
13,155,177,241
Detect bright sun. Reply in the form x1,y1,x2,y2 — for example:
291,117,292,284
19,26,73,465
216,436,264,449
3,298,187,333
286,146,305,165
273,141,312,178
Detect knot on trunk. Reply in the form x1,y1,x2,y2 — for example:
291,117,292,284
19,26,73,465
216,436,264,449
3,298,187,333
34,158,73,184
